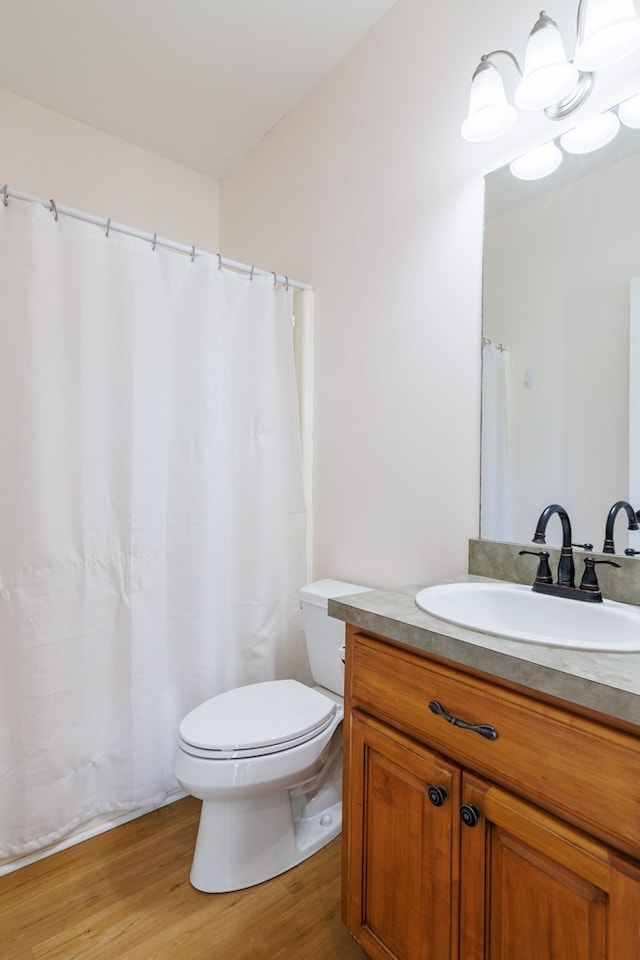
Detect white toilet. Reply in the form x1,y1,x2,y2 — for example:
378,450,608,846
172,578,371,893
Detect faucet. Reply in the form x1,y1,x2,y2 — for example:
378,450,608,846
602,500,640,554
520,503,607,602
531,503,576,586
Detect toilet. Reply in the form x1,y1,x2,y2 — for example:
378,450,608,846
172,578,371,893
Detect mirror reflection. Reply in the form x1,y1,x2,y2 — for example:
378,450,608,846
481,122,640,553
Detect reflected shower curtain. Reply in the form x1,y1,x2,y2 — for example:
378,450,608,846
481,341,514,541
0,200,307,862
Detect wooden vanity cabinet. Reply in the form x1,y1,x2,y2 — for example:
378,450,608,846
346,711,460,960
459,773,639,960
342,626,640,960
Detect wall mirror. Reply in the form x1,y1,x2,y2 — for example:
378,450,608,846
481,119,640,553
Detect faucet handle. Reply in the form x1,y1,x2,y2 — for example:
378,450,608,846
571,541,593,551
579,557,621,595
519,550,553,585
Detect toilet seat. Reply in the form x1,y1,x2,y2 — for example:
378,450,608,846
178,679,338,760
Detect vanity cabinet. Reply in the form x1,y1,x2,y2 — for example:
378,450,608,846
346,711,459,960
342,627,640,960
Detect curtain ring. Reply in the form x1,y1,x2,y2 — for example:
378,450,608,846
285,275,289,291
217,253,222,270
105,217,111,238
151,233,157,251
272,271,277,287
2,184,8,207
191,245,196,263
49,199,58,222
249,265,255,281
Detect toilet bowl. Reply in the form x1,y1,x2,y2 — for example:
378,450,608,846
172,579,371,893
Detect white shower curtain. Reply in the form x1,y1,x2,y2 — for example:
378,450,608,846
0,200,308,862
480,341,514,541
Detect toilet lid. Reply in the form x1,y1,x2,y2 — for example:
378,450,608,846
178,679,337,754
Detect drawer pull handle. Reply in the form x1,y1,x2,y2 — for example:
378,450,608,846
427,785,448,807
460,803,480,828
428,700,499,741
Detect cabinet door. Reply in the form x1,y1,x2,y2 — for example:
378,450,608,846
345,711,460,960
460,772,640,960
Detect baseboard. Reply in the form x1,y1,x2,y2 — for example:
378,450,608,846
0,789,188,877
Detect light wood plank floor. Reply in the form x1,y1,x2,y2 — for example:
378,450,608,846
0,796,366,960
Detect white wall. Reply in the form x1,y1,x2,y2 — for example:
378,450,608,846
219,0,640,589
216,0,506,588
0,89,219,250
220,0,481,588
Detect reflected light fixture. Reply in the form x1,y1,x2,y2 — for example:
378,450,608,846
619,90,640,127
462,2,640,143
509,140,563,179
560,109,620,152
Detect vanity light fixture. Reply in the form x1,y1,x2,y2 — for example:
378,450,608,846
461,1,640,143
460,57,518,142
514,12,585,113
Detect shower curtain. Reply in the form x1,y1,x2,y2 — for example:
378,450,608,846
0,199,308,862
480,341,514,541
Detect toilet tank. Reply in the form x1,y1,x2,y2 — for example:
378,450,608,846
300,579,372,696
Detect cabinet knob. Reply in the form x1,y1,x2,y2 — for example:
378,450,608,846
427,785,447,807
460,803,480,828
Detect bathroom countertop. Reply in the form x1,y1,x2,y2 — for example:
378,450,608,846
328,576,640,729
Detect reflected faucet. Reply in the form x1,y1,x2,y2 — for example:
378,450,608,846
602,501,640,554
532,503,575,586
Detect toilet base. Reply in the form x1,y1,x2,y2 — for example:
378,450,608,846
190,790,342,893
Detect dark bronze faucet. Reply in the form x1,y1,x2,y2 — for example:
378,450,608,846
519,504,613,602
531,503,576,586
602,500,640,554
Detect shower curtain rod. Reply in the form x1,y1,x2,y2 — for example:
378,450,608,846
1,184,312,291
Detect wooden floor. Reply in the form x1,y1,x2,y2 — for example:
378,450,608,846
0,796,366,960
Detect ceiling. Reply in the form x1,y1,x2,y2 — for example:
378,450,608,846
0,0,398,180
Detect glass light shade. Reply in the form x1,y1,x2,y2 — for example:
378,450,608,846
514,13,580,110
619,91,640,128
461,60,517,142
574,0,640,71
509,141,563,180
560,110,620,154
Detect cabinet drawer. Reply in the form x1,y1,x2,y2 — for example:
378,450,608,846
349,630,640,857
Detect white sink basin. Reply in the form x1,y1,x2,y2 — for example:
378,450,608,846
415,581,640,651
